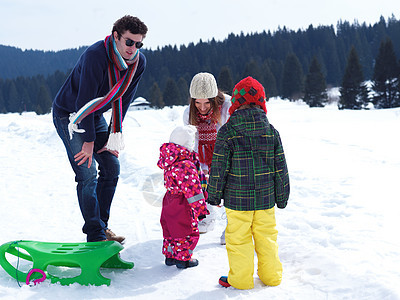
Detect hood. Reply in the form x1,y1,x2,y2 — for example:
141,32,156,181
228,107,270,137
157,142,198,170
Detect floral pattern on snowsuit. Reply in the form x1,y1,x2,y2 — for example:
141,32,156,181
157,142,209,261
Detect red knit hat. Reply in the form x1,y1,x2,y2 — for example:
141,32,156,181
229,76,267,115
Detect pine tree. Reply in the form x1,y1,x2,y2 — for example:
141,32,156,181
304,56,327,107
372,38,399,108
0,86,5,113
18,87,30,113
262,61,278,98
397,69,400,107
47,70,68,97
0,79,5,113
242,59,264,84
339,46,369,109
282,53,304,100
163,78,181,107
36,85,52,114
266,59,284,95
149,82,164,108
6,81,20,112
218,66,234,94
177,77,189,105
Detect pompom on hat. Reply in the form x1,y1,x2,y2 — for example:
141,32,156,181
229,76,267,115
169,125,197,152
189,72,218,99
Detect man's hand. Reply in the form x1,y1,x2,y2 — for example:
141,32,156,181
74,141,94,168
97,147,119,158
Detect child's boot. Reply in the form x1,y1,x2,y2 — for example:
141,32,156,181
219,276,231,287
165,257,176,266
176,258,198,269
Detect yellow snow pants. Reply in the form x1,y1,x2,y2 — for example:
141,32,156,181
225,207,282,289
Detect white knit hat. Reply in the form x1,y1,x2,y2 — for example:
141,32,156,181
189,72,218,99
169,125,197,151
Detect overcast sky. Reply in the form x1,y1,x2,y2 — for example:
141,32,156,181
1,0,399,52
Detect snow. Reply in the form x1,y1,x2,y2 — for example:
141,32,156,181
0,98,399,299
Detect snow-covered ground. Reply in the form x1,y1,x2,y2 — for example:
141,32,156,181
0,98,399,299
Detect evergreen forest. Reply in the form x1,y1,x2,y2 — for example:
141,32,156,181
0,16,400,114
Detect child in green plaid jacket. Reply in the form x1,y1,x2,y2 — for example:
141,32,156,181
207,76,290,289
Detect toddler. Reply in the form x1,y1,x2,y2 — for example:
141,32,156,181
157,125,209,268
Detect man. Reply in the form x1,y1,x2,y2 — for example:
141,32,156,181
52,15,148,242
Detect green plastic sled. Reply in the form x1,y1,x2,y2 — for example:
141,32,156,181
0,240,134,286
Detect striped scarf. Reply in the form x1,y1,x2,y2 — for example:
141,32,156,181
196,109,217,168
193,152,208,190
68,35,140,151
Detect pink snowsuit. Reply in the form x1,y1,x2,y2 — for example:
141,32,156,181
157,142,209,261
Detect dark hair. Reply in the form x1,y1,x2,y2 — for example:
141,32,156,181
188,90,225,126
112,15,148,38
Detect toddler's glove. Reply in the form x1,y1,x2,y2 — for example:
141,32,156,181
189,199,209,220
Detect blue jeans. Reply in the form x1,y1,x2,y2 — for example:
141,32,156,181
53,114,120,242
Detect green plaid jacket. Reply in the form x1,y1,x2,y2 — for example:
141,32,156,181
207,107,290,211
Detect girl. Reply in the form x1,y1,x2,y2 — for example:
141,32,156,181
157,125,209,269
183,72,231,175
183,72,231,240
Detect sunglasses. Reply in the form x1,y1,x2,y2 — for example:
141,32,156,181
120,35,144,49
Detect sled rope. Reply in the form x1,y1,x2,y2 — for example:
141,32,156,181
8,241,22,287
